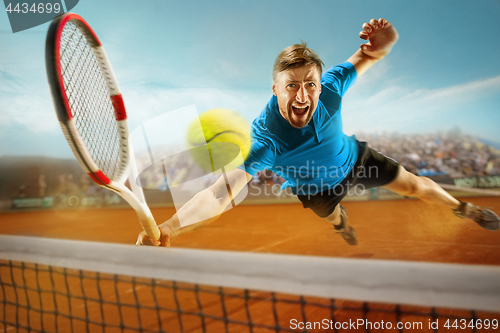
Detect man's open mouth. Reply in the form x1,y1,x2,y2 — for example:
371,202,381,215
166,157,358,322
292,105,309,117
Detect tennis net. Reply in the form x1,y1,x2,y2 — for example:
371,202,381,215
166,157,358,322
1,235,499,333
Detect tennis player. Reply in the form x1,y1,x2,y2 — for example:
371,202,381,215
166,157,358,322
138,18,499,247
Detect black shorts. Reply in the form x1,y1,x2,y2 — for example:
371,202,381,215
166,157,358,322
297,141,400,218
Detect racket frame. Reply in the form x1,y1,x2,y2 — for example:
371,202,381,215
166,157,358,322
46,13,160,240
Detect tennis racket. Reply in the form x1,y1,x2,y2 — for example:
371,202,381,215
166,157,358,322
45,13,161,241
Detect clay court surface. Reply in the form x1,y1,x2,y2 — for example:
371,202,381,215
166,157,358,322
1,197,500,332
1,197,499,264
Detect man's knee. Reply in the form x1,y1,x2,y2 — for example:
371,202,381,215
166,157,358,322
386,168,421,196
404,176,421,196
404,174,437,197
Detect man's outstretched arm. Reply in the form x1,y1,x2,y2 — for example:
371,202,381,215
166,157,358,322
347,18,399,77
137,168,253,247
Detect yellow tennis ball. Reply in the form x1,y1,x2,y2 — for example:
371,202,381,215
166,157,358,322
187,108,251,172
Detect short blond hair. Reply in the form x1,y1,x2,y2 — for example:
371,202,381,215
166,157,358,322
272,42,324,82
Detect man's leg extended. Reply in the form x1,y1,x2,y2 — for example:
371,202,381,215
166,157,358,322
383,165,499,231
383,165,460,209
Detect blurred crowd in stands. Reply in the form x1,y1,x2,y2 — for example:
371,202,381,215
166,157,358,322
356,132,500,178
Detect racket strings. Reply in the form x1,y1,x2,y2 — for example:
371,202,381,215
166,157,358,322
59,21,122,181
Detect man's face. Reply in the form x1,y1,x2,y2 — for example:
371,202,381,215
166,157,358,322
272,65,321,129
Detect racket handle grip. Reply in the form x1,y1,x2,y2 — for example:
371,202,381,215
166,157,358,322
141,215,161,241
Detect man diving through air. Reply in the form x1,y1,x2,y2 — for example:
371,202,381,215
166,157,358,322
138,18,499,247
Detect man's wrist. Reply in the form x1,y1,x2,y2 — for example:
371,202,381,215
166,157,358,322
360,48,386,62
161,216,181,240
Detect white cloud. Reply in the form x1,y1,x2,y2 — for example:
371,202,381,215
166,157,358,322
122,84,271,131
342,68,500,139
0,69,59,133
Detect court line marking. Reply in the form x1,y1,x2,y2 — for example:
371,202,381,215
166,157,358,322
250,236,302,252
367,241,500,249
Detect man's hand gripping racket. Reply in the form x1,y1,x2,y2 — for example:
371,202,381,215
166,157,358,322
45,13,162,243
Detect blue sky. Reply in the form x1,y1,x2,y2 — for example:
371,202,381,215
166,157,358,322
1,0,499,158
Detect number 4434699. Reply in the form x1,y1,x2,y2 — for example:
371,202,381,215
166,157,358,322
5,2,61,14
444,319,498,330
